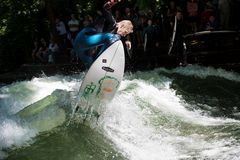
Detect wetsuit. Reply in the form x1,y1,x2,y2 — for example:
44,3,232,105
73,5,121,69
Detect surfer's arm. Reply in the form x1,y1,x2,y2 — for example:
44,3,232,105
101,0,122,32
103,0,121,10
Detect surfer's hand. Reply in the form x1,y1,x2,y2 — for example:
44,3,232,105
104,0,121,10
110,0,121,4
125,40,131,50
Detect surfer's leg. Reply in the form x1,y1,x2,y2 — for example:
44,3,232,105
95,34,121,58
74,27,98,50
74,28,120,68
74,28,99,68
75,27,120,51
80,32,120,59
76,50,93,69
85,32,119,48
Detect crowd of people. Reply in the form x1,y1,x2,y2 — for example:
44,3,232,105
31,0,236,66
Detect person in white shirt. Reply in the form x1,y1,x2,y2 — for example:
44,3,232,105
48,38,59,63
68,14,80,43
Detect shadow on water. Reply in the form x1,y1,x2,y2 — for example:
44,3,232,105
167,73,240,120
6,123,125,160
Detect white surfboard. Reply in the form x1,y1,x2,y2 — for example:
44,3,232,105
78,40,125,105
168,16,177,55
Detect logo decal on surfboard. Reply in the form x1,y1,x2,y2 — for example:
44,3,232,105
83,82,96,98
96,76,120,99
102,66,114,72
102,59,107,63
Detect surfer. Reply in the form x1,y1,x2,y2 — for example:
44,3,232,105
73,0,133,69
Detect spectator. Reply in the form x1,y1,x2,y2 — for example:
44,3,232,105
36,38,48,63
48,38,59,64
68,14,80,44
122,7,135,48
205,15,218,31
218,0,231,29
114,10,123,22
199,2,216,31
143,19,159,52
146,9,154,19
133,13,145,48
167,0,178,28
93,9,105,32
186,0,199,33
56,18,67,48
172,10,187,66
32,39,40,63
123,7,133,21
83,15,93,27
143,19,160,68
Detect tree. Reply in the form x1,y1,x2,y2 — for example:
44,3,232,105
0,0,89,72
0,0,46,72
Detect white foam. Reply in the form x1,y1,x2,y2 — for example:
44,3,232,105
1,69,240,159
128,79,238,126
0,75,81,115
157,65,240,82
0,74,83,152
100,93,179,160
100,79,240,160
0,119,36,149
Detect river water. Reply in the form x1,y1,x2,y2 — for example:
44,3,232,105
1,65,240,160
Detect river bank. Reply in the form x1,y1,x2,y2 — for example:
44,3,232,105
1,49,240,85
0,63,84,85
1,61,240,85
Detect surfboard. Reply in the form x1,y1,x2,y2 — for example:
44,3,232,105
144,33,147,52
77,40,125,105
168,16,177,55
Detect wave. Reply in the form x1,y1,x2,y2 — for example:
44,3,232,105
156,65,240,82
1,66,240,159
100,78,240,159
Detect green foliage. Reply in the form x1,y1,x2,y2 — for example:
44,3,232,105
0,0,46,72
0,0,101,73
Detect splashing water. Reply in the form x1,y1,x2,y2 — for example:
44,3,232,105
1,65,240,160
